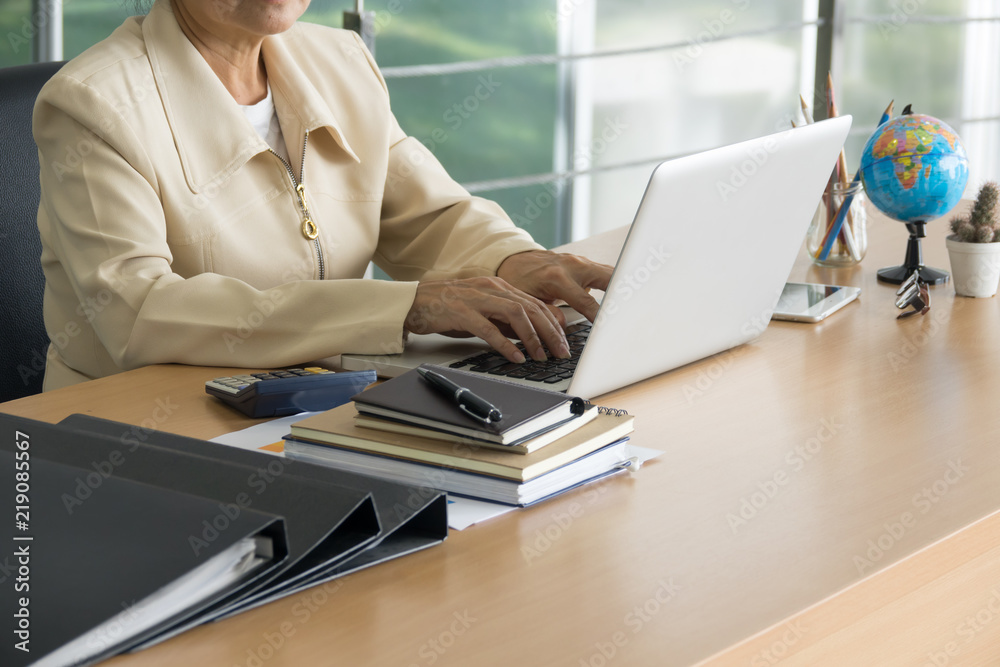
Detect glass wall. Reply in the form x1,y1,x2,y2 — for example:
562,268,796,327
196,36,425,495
839,0,1000,195
578,1,815,236
344,0,561,246
0,0,34,67
5,0,999,246
63,0,133,59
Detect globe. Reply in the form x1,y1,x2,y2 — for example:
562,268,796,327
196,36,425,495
859,113,969,223
858,113,969,285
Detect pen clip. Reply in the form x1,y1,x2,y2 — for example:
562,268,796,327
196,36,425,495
459,402,497,425
614,456,641,472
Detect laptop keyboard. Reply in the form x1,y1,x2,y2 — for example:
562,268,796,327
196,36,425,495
447,323,591,384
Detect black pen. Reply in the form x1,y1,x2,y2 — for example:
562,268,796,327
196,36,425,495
417,367,502,424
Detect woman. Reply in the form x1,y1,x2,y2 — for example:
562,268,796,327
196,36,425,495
34,0,613,390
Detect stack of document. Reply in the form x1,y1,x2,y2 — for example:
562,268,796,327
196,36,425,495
0,413,448,667
283,365,635,506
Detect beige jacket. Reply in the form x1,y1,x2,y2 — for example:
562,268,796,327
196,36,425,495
34,0,541,391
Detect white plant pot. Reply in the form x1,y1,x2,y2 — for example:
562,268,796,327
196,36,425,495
946,235,1000,298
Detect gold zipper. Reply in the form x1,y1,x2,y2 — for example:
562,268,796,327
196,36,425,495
269,130,325,279
295,183,319,240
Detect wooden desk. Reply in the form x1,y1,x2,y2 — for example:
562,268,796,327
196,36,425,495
4,205,1000,666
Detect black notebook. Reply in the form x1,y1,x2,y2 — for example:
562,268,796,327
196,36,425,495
351,364,588,445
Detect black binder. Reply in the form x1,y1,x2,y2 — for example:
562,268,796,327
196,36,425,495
18,415,381,606
56,414,448,615
0,412,448,666
0,449,288,667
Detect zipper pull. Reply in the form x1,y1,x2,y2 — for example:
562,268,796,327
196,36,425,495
302,218,319,240
295,183,319,240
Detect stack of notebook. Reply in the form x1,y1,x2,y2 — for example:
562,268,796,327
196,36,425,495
283,364,635,506
0,412,447,667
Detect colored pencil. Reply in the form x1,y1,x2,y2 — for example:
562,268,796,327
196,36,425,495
818,100,895,261
799,94,814,125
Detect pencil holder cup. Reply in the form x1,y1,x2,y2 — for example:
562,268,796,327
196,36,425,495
807,182,868,267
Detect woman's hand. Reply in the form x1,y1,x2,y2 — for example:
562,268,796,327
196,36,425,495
404,277,571,363
403,251,613,364
497,250,613,322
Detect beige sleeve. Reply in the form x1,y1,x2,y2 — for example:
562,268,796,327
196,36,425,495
35,74,418,372
352,32,545,283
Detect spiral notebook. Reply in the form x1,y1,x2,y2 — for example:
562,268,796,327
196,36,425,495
287,400,634,481
346,364,627,447
286,365,634,505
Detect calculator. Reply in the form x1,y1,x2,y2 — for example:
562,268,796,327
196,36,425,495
205,367,377,418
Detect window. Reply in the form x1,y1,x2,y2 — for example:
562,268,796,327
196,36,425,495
839,0,1000,196
1,0,36,67
576,0,817,236
63,2,131,60
8,0,999,247
345,0,564,247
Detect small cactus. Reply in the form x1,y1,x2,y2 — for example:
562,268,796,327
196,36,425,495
950,181,1000,242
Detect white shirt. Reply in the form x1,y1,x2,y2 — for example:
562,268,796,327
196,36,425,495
239,85,290,165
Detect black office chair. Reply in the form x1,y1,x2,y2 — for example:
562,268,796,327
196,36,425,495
0,61,64,403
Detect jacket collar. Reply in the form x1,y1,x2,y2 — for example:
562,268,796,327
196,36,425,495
144,0,358,193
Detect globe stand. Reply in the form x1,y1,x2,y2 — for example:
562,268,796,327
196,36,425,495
876,220,950,285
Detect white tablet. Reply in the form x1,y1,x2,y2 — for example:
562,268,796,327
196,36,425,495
771,282,861,323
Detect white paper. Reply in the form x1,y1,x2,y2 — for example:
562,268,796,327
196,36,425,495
626,445,663,469
445,445,663,530
210,419,664,531
209,412,321,452
446,496,517,530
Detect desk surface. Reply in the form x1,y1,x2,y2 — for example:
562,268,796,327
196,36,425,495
4,204,1000,666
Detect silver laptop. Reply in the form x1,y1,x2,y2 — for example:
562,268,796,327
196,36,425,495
342,116,852,399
